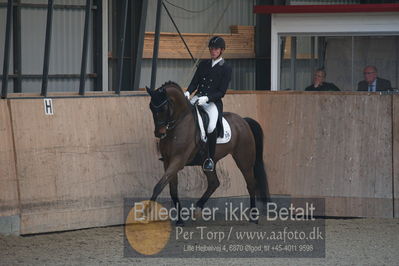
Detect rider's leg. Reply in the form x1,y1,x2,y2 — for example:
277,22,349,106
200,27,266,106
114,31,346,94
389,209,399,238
202,103,218,171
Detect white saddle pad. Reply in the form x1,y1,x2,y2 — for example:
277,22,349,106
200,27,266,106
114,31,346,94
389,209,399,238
195,106,231,144
217,118,232,144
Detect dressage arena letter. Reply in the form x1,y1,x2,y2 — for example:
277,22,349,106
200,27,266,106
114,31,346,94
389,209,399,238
44,98,54,115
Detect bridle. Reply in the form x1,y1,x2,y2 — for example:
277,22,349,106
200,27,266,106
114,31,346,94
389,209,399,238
150,92,187,139
150,96,178,139
148,84,193,139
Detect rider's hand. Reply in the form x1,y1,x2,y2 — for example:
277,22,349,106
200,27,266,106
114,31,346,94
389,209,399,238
184,91,190,99
197,96,209,106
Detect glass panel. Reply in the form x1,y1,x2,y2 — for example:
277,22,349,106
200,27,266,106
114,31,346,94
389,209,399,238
279,35,399,91
280,36,319,90
324,36,354,91
353,36,399,91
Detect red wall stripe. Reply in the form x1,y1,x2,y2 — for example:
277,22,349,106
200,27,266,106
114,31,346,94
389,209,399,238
253,3,399,14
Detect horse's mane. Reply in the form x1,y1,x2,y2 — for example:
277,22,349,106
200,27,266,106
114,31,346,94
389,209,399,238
159,81,183,93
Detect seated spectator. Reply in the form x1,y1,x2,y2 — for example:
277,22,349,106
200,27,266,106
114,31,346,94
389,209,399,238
357,65,391,92
305,68,340,91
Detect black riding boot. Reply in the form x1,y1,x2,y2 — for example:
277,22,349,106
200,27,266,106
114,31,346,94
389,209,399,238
203,130,217,172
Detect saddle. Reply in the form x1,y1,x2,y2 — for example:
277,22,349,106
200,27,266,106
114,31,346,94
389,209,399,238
196,105,227,140
185,106,231,166
159,106,231,166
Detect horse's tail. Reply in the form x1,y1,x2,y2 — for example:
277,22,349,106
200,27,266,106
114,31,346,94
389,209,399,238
244,117,270,203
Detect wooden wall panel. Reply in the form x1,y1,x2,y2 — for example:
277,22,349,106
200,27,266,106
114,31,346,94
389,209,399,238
142,26,255,59
10,97,160,234
0,101,19,217
257,93,393,217
4,91,397,234
9,94,259,234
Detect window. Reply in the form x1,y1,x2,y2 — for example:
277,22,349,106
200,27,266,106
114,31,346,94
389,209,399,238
270,12,399,90
279,35,399,91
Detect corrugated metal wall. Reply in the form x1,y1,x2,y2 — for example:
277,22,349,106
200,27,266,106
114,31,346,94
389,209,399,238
139,59,256,90
1,0,255,92
22,4,93,92
145,0,255,33
0,0,94,93
140,0,256,90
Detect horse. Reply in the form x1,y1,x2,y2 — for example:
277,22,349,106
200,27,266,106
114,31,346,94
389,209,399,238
146,81,269,223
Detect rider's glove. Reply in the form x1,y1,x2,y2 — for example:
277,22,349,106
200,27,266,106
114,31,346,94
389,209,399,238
197,96,209,106
184,91,191,99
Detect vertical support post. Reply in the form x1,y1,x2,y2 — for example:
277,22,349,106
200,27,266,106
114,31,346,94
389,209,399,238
116,0,128,94
93,0,104,91
351,36,355,90
41,0,54,97
290,36,297,90
310,36,315,84
133,0,148,91
318,37,326,69
111,0,118,91
1,0,13,99
150,0,163,90
256,0,286,90
13,0,22,93
101,0,112,91
79,0,92,95
101,0,108,91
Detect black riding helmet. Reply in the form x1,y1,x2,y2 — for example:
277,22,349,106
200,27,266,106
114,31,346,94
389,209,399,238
208,36,226,50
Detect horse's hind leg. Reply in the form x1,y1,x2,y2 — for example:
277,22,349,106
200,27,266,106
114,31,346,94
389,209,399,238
232,153,258,223
196,170,220,210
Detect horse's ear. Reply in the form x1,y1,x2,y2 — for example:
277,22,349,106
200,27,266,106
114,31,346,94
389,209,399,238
146,86,153,96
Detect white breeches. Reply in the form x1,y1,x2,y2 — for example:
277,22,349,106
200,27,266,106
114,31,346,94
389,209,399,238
190,95,218,133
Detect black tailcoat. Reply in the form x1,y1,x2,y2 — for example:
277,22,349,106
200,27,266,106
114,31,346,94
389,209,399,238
188,59,232,115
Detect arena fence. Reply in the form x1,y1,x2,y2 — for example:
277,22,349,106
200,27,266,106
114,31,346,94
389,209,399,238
0,91,398,235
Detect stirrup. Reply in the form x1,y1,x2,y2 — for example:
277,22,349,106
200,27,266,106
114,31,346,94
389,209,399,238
202,158,215,172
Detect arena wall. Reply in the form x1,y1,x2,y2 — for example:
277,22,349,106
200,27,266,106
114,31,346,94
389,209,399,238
256,92,393,218
0,101,20,234
0,91,397,234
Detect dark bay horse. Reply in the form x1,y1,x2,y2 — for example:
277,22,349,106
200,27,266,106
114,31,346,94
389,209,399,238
146,81,269,222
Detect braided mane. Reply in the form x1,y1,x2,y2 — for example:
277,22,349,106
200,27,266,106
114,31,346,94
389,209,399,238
159,81,183,92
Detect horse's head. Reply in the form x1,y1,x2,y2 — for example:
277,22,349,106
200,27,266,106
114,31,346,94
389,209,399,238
147,81,189,139
147,85,171,139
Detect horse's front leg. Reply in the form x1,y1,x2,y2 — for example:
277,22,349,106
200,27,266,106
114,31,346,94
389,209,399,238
150,159,184,202
169,174,185,225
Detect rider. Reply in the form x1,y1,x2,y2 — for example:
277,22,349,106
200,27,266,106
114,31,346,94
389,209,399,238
184,36,232,172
